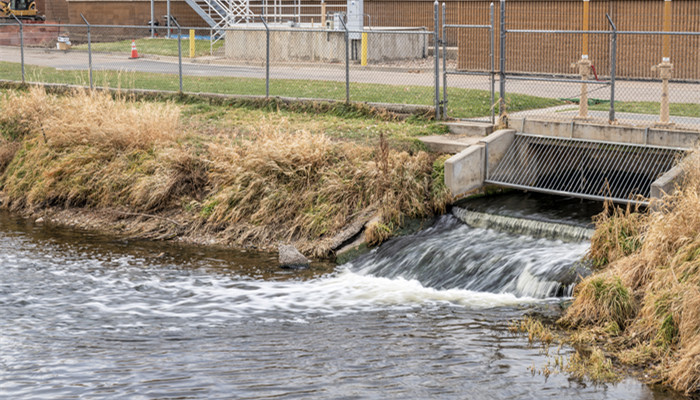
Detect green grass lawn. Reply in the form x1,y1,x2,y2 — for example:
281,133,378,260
0,61,562,119
73,37,224,58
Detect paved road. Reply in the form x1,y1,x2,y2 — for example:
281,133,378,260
2,45,699,105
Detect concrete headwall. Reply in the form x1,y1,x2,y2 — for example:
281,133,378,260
444,129,515,198
510,118,700,149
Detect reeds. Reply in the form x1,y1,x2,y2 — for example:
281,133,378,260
561,150,700,394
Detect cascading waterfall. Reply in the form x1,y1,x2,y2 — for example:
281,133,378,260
345,211,591,299
451,207,594,242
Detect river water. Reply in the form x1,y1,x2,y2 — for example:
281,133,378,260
0,194,684,399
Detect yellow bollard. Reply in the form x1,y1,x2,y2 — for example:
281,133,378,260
189,29,195,58
361,32,368,66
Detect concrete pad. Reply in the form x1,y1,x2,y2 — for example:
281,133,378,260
444,121,494,136
419,135,483,154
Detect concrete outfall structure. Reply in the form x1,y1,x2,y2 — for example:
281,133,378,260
443,119,695,202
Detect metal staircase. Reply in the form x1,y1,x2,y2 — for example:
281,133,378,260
183,0,253,42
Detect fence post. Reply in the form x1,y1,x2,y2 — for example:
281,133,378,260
433,0,440,120
150,0,155,38
606,13,617,123
339,17,350,103
499,0,506,118
442,2,448,119
80,14,93,89
490,1,495,124
11,14,24,83
261,17,270,98
166,0,171,39
171,19,183,92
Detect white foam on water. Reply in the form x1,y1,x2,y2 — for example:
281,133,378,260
72,268,539,322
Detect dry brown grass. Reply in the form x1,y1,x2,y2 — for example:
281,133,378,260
0,139,20,174
561,150,700,394
202,127,447,256
0,88,449,257
3,87,181,150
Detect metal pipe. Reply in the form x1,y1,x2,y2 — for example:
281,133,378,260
80,14,93,89
606,13,617,123
482,181,650,206
167,0,171,39
338,17,349,103
442,24,492,29
150,0,155,38
442,2,447,119
505,76,609,85
171,19,183,92
11,14,24,83
490,2,495,124
261,16,270,98
434,0,440,120
499,0,506,118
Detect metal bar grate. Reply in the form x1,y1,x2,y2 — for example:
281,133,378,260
485,133,687,205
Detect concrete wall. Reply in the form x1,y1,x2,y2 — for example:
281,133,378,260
651,165,684,199
225,29,424,63
445,129,515,198
510,117,700,149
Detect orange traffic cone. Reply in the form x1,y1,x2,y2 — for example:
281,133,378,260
129,40,139,59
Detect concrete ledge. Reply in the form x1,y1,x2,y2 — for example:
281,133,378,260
444,121,494,136
419,135,482,154
509,117,700,149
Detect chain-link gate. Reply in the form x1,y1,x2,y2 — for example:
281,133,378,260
440,2,495,123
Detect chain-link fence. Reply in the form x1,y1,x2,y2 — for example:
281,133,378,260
1,1,699,133
0,17,439,116
492,0,700,132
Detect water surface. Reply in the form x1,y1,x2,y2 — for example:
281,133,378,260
0,204,682,399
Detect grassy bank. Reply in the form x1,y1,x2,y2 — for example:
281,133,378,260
73,37,224,58
0,87,451,257
515,152,700,395
0,61,562,118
